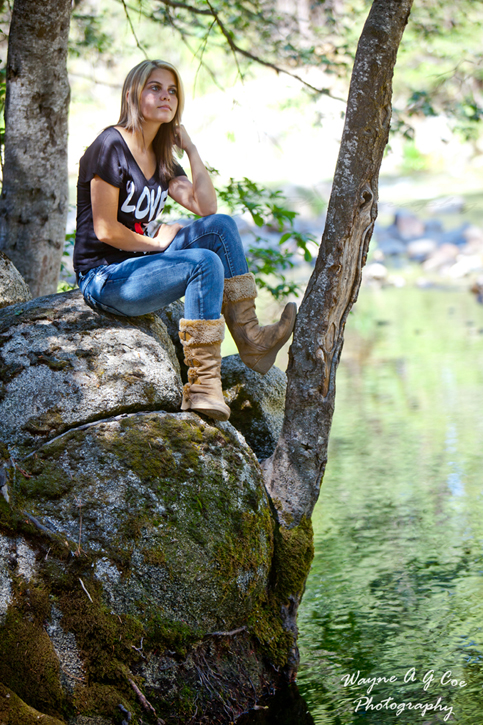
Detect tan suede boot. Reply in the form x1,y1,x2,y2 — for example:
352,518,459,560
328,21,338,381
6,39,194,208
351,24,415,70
178,316,230,421
222,272,296,375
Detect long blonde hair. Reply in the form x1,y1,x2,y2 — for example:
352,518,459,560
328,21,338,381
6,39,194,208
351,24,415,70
118,59,185,179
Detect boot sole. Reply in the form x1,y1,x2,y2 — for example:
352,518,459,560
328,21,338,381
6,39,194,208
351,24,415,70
181,397,230,421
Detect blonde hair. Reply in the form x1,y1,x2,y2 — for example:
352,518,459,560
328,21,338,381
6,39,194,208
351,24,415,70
118,59,185,179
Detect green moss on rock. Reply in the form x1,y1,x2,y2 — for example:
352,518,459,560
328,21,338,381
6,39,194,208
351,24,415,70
72,682,132,722
248,516,314,667
0,409,308,721
57,584,144,682
272,516,315,602
0,604,66,718
0,683,66,725
145,612,203,656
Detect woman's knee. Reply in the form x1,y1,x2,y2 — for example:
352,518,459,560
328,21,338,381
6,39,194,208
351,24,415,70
203,213,239,236
193,248,224,281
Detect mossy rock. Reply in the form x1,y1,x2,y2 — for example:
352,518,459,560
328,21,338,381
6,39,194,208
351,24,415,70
0,290,182,457
0,252,32,310
0,683,65,725
10,411,274,631
0,407,313,722
221,355,286,461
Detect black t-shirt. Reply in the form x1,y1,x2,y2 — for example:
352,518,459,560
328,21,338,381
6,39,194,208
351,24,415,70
74,126,186,273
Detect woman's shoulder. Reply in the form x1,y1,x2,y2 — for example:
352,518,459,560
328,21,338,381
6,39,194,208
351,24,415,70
78,127,127,185
84,126,123,155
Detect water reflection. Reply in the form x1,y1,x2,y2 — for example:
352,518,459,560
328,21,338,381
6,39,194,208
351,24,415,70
295,287,483,724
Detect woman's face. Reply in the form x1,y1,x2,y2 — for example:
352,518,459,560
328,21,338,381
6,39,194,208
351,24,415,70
140,68,178,125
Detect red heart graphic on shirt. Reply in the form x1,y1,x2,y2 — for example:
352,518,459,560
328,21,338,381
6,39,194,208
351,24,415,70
135,223,144,235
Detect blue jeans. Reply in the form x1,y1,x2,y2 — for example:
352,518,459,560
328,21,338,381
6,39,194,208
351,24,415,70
77,214,249,320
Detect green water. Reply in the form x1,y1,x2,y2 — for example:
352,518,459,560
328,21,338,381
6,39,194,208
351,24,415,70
296,286,483,724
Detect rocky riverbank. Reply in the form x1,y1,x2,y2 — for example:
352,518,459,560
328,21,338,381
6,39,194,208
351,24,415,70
363,201,483,290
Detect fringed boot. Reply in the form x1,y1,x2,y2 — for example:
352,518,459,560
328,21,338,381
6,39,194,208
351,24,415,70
178,316,230,421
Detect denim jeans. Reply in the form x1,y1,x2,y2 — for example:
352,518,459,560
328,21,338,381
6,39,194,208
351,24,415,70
77,214,249,320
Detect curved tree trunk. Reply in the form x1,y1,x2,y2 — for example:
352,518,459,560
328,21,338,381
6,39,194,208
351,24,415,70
265,0,414,528
263,0,414,678
0,0,71,298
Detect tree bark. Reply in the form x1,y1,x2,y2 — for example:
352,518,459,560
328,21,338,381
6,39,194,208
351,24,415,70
264,0,415,528
0,0,71,298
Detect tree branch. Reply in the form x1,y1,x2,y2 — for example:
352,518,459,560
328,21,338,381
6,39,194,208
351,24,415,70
120,0,212,17
120,0,149,57
203,0,337,97
116,0,340,99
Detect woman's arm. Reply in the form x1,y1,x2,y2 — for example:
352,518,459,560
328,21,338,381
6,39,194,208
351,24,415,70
168,125,217,217
91,175,181,251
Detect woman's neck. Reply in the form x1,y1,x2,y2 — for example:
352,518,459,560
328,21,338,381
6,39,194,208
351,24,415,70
123,121,160,152
115,123,160,179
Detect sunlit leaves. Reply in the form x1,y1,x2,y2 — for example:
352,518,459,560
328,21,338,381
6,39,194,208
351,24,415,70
69,12,114,58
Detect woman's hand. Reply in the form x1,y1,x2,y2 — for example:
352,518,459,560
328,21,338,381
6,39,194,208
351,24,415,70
155,222,182,250
168,128,217,217
173,124,194,153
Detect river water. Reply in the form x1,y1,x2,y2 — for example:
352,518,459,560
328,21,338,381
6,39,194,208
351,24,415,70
296,285,483,724
240,284,483,725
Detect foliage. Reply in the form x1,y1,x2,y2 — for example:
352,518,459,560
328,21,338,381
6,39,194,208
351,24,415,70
58,231,76,293
69,11,113,58
392,0,483,140
64,0,483,149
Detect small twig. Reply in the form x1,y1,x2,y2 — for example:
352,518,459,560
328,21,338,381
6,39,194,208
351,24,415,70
119,0,212,17
205,626,247,637
61,666,86,683
74,496,82,556
193,20,216,96
131,637,146,659
120,0,148,59
79,577,93,603
118,703,132,725
12,460,32,478
204,0,340,98
128,679,165,724
22,511,55,537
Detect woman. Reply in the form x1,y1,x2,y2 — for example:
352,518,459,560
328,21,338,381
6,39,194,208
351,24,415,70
74,59,296,422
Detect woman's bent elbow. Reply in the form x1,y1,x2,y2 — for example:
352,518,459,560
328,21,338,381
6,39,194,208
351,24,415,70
94,222,115,245
201,201,217,216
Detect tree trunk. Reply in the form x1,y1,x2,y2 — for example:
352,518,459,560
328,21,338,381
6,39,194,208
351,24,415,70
0,0,71,298
265,0,414,526
263,0,414,678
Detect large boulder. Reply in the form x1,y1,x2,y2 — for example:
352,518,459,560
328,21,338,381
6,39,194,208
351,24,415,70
0,252,32,309
222,355,286,461
11,412,273,629
0,290,182,457
0,291,312,725
0,411,282,724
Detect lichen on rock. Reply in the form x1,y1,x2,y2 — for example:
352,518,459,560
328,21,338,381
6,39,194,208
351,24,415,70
0,290,182,457
12,411,273,631
0,252,32,310
222,354,286,460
